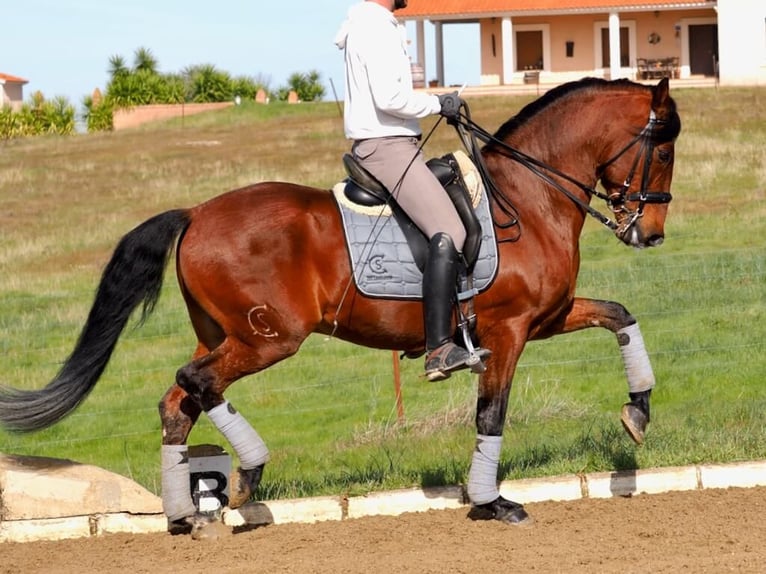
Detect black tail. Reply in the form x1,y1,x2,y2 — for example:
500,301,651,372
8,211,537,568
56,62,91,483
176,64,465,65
0,209,191,432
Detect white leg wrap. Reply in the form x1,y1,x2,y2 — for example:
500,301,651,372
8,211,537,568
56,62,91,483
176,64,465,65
161,444,197,521
207,401,270,469
466,434,502,505
618,323,656,393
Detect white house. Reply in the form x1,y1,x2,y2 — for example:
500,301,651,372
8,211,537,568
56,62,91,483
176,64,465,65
0,72,29,111
397,0,765,88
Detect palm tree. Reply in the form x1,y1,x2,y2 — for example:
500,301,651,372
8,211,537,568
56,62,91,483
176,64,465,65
133,47,158,75
108,55,129,80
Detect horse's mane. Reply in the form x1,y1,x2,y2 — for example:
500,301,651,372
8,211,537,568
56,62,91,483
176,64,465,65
489,77,679,145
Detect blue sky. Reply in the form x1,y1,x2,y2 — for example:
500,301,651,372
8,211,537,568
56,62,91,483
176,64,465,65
2,0,479,106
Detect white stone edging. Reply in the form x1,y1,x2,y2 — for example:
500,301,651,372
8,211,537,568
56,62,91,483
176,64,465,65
2,460,764,543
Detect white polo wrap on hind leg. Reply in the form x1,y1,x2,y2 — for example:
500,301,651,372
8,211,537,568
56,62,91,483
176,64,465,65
618,323,655,393
467,434,502,505
207,401,270,469
161,444,197,521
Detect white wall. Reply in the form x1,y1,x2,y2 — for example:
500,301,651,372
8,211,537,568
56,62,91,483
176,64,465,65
717,0,766,85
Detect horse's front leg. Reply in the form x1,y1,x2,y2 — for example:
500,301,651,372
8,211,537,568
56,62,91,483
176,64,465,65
552,297,655,444
465,331,530,525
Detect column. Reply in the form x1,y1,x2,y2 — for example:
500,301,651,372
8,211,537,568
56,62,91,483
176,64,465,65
502,17,514,85
608,11,621,79
434,21,445,87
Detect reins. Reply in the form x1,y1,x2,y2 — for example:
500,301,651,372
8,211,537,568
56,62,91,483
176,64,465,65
448,98,670,237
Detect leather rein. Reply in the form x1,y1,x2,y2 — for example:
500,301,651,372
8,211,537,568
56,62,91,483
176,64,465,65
448,100,673,239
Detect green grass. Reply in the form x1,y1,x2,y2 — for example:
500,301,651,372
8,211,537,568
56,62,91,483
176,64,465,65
0,87,763,500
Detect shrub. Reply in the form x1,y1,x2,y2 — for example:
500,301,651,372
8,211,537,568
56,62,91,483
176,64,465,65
184,64,233,103
0,93,75,139
82,95,114,132
277,70,326,102
0,105,24,140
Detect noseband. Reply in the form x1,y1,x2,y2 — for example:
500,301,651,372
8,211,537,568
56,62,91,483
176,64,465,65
449,101,673,238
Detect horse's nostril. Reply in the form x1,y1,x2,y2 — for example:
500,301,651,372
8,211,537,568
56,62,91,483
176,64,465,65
648,235,664,247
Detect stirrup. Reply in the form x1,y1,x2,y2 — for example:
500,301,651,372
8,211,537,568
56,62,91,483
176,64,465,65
455,284,490,373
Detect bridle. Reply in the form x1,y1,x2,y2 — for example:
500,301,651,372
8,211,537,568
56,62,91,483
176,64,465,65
596,109,673,235
447,100,673,240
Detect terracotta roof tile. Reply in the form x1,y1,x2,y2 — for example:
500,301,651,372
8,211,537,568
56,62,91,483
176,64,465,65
397,0,714,18
0,73,29,84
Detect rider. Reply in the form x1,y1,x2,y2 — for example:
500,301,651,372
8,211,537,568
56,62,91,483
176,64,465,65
335,0,488,381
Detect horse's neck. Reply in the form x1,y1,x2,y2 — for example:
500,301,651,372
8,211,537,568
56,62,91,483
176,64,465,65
499,111,599,198
520,107,601,181
485,104,610,244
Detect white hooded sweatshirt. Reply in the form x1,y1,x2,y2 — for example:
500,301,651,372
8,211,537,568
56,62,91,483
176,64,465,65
334,1,441,140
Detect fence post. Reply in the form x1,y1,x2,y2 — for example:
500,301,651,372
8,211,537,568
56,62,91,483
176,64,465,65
392,351,405,423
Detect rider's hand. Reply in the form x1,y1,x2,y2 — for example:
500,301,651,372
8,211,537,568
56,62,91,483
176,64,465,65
438,91,462,121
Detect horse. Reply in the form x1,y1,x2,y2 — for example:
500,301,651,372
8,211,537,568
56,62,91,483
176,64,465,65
0,77,681,533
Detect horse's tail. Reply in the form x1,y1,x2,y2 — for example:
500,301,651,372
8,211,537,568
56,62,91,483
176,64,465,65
0,209,191,432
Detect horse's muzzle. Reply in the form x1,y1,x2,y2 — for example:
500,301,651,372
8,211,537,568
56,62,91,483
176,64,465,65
646,234,665,247
620,225,665,249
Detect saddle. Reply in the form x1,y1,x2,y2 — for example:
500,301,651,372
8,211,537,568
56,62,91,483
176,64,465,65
342,152,483,272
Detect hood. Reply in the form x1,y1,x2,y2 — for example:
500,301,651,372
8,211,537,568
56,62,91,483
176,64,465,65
334,2,394,50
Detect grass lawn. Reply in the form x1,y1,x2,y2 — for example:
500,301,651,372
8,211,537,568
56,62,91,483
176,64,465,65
0,85,763,499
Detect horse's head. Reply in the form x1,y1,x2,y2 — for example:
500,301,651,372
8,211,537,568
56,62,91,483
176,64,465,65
597,78,682,248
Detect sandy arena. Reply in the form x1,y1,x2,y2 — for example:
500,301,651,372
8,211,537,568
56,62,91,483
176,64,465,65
2,486,765,573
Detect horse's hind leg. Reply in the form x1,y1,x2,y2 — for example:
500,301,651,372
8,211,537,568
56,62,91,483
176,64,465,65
159,336,296,533
177,336,303,487
551,297,655,444
159,390,269,535
159,383,202,529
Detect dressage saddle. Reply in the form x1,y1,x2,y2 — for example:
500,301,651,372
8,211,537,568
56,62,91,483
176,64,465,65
341,152,483,272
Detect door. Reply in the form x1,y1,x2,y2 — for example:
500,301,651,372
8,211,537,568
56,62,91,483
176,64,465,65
689,24,718,76
516,30,543,70
601,27,630,68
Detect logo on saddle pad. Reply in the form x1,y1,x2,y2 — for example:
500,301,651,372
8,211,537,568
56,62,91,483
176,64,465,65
332,150,499,300
367,254,389,276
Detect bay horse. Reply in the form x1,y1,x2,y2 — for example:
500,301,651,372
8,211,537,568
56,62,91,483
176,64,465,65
0,77,680,533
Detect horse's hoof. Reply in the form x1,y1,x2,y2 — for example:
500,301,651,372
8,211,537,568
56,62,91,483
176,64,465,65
168,512,230,539
191,517,231,540
621,402,648,445
167,517,193,536
229,464,265,509
467,495,531,525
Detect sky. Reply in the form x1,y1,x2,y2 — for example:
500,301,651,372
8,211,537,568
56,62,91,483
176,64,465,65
2,0,479,107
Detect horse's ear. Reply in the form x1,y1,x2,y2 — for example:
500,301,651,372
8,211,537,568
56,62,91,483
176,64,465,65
652,77,671,114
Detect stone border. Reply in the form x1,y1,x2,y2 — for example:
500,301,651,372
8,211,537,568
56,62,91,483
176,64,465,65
2,460,765,543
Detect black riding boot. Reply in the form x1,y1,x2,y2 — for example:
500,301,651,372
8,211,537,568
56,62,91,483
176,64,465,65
423,233,473,382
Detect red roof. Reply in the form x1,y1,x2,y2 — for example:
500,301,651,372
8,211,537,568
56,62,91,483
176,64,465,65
397,0,715,18
0,73,29,84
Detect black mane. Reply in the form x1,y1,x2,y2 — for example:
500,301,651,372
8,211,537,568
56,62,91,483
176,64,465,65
489,77,653,145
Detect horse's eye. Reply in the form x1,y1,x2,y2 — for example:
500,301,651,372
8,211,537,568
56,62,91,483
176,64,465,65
657,149,671,163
